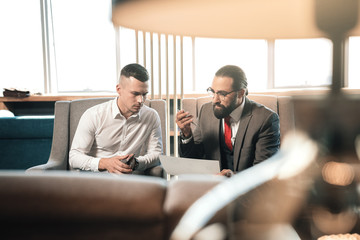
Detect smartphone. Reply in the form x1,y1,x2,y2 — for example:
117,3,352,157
121,154,136,169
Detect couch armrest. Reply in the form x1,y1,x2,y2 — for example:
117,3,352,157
26,161,64,172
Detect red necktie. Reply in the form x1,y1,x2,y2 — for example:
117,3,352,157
224,116,233,151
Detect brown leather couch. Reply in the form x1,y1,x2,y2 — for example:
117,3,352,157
0,171,224,240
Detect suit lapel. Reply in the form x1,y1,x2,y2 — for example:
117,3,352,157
199,103,221,160
211,112,221,160
233,98,253,171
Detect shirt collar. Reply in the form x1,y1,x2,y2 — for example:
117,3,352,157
112,98,141,120
229,96,245,122
112,98,121,119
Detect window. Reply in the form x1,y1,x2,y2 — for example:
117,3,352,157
274,38,332,88
0,0,44,93
348,37,360,88
1,1,359,96
195,38,268,93
50,0,116,93
118,27,136,71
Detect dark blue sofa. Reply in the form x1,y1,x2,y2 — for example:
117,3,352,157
0,116,54,169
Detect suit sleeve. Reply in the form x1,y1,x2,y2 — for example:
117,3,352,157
178,105,206,159
253,112,280,165
178,128,206,159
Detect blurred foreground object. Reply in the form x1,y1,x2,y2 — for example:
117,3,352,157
318,233,360,240
112,0,360,239
170,131,320,240
112,0,360,39
293,95,360,239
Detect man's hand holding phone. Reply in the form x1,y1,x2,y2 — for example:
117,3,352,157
176,110,195,138
99,154,138,174
120,154,139,171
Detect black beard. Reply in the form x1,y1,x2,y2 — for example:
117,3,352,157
213,102,234,119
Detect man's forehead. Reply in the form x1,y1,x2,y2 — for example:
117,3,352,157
212,76,233,91
125,77,149,93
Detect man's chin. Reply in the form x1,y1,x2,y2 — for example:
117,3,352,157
132,106,142,113
213,109,225,119
213,105,232,119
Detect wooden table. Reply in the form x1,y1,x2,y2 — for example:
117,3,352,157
0,95,116,115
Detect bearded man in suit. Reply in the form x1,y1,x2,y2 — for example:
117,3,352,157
176,65,280,177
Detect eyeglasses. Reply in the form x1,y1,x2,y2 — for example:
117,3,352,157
207,87,237,101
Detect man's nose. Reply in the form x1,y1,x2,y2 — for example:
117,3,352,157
136,95,145,103
212,93,220,103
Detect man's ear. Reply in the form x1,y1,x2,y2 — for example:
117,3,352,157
238,89,245,99
116,84,121,95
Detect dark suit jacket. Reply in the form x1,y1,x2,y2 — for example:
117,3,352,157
179,97,280,172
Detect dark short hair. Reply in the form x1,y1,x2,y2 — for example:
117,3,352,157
215,65,248,95
120,63,149,82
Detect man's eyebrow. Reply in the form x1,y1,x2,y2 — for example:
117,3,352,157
213,89,227,93
131,91,148,95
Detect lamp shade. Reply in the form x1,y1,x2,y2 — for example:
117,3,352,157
112,0,360,39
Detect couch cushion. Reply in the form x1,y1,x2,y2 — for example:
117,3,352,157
0,139,52,169
248,94,278,114
0,116,54,169
0,116,54,139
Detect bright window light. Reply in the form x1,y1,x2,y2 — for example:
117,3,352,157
51,0,116,93
0,0,44,93
274,38,332,88
118,27,136,73
2,1,359,96
348,37,360,88
194,38,267,94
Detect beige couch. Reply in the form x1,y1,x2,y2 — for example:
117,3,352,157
27,97,167,176
27,94,295,173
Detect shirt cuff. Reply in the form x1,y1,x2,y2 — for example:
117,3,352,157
134,157,145,171
180,135,193,144
92,157,101,172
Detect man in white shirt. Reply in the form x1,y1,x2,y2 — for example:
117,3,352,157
69,63,162,174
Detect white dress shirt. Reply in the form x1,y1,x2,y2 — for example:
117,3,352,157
69,98,163,172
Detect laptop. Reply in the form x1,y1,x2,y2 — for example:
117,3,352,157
159,155,220,175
